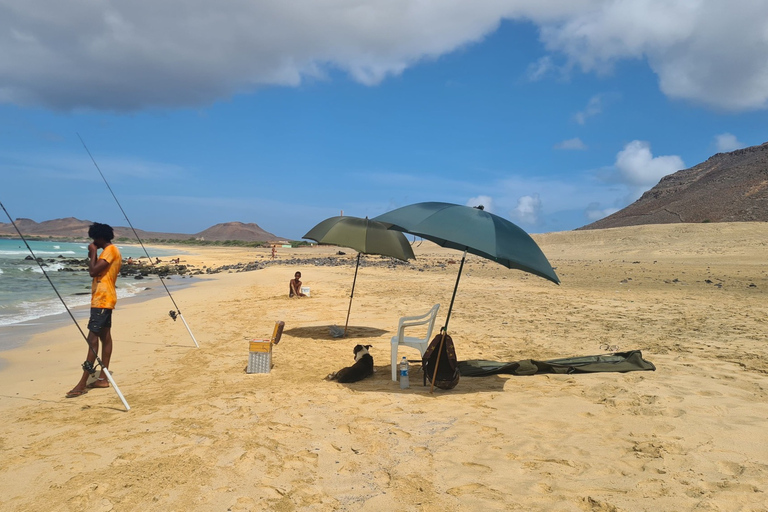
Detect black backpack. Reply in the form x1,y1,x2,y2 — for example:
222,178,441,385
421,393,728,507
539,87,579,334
422,331,460,390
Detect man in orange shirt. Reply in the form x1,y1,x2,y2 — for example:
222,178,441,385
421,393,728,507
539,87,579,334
66,223,122,398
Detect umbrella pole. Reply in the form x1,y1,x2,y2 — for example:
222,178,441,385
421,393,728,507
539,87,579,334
442,250,466,333
431,249,466,393
343,253,361,337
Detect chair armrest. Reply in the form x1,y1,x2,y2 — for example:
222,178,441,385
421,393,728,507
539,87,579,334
398,311,433,325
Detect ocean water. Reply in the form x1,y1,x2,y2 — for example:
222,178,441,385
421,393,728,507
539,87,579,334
0,238,181,331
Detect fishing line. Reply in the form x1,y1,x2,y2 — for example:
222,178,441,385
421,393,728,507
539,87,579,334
77,133,200,348
0,199,130,411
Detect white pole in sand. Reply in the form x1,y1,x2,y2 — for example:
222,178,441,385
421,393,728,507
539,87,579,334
178,313,200,348
101,367,131,411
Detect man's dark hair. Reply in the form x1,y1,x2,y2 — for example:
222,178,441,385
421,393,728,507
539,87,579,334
88,222,114,242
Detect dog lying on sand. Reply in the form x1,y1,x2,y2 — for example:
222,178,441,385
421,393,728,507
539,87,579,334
326,344,374,383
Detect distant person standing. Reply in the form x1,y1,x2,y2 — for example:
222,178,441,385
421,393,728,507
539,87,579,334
271,245,276,259
66,223,122,398
289,271,306,298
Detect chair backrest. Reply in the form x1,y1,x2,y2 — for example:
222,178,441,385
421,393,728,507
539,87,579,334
422,304,440,341
397,303,440,343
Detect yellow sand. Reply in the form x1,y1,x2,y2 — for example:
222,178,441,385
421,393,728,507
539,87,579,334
1,223,766,511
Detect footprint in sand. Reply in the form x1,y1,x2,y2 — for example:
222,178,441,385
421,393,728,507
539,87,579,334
716,460,745,476
461,461,492,472
447,482,504,500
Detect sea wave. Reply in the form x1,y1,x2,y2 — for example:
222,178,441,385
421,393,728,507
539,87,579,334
0,249,78,256
0,281,147,327
30,262,67,273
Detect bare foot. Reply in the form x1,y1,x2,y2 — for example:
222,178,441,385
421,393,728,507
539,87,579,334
87,379,109,389
66,388,88,398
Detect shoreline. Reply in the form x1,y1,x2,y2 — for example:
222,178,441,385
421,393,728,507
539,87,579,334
0,238,202,351
0,243,323,375
0,273,201,354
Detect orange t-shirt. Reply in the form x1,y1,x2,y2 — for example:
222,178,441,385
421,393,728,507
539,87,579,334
91,244,122,309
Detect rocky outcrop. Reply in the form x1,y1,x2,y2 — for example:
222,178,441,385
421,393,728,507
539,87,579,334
581,142,768,229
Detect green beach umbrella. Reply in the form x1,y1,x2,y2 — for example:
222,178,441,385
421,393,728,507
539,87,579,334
374,202,559,390
303,216,415,336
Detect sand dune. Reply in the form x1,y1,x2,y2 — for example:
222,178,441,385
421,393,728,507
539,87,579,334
0,223,766,511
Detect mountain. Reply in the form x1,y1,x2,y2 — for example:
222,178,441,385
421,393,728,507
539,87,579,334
0,218,284,242
193,222,281,242
580,142,768,230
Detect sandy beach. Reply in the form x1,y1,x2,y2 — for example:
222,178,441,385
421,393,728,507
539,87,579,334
1,223,767,511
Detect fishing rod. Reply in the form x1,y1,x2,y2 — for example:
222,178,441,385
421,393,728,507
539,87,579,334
77,133,200,348
0,199,130,411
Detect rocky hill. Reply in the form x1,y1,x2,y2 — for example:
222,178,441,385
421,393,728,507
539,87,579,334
581,141,768,229
0,218,283,242
194,222,281,242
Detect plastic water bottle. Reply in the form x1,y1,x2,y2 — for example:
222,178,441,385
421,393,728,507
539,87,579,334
399,357,410,389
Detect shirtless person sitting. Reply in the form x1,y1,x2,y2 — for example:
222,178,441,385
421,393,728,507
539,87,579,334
289,271,307,297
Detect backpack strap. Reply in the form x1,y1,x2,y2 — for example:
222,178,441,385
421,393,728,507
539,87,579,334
428,329,450,393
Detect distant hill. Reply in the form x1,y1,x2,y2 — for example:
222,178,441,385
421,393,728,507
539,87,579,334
0,218,284,242
580,141,768,230
194,222,281,242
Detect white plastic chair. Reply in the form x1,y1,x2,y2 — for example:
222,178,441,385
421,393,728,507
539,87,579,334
390,304,441,381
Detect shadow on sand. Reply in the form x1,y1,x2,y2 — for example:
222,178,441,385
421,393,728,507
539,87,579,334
284,325,389,341
325,364,508,394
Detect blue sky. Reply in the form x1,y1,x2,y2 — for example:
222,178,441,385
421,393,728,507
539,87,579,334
1,2,766,240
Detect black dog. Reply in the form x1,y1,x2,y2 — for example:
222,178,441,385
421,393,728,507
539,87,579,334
326,344,374,383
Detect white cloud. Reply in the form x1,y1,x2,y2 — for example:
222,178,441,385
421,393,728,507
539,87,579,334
537,1,768,111
574,95,603,124
511,194,542,225
585,202,619,221
554,137,587,150
714,133,746,153
0,1,514,110
1,2,767,111
573,92,620,124
614,140,684,187
466,195,494,213
526,56,555,81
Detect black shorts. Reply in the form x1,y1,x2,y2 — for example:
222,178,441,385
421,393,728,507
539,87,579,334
88,308,113,334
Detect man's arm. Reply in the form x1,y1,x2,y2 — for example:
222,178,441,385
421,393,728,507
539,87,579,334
88,243,110,277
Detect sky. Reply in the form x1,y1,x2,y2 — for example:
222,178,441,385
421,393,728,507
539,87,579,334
1,1,766,240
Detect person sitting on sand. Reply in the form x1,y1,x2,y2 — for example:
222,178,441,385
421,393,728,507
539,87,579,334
289,271,306,298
